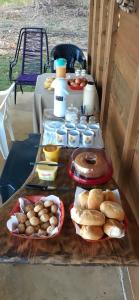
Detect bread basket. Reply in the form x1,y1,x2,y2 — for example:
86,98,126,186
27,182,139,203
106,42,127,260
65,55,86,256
7,195,65,240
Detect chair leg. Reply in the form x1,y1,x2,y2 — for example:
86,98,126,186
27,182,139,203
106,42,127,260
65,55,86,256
20,84,23,94
0,123,9,159
14,84,17,105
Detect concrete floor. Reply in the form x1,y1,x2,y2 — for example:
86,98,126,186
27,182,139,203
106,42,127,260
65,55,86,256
0,91,33,175
0,92,135,300
0,265,126,300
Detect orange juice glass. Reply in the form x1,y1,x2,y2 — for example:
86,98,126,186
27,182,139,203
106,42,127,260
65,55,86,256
55,58,67,78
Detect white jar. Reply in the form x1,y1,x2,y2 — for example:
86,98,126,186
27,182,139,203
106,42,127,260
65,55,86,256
83,81,99,115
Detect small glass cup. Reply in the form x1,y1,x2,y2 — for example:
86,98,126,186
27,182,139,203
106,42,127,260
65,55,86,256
65,105,78,124
75,69,81,77
81,69,86,77
80,115,87,124
68,130,80,147
89,115,97,124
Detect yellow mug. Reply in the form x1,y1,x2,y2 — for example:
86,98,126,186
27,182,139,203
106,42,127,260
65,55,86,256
43,145,61,162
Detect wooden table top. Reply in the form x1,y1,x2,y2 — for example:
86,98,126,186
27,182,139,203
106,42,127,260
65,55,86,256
0,148,139,266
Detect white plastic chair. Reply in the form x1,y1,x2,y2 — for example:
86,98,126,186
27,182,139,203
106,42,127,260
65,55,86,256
0,82,15,159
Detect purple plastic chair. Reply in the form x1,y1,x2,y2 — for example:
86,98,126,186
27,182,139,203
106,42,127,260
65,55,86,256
9,27,49,104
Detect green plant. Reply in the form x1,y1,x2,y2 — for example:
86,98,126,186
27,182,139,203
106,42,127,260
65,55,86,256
0,0,30,6
0,55,33,91
0,55,11,90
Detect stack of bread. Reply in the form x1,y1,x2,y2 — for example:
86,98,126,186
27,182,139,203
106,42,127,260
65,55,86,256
70,188,125,241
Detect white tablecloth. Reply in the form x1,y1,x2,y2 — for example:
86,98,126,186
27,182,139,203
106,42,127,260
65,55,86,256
33,73,93,133
42,119,104,149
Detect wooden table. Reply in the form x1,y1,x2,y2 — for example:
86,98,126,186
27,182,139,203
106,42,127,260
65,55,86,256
0,147,139,265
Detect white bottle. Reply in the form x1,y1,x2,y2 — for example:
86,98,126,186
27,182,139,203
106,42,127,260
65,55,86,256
83,81,99,115
51,78,69,117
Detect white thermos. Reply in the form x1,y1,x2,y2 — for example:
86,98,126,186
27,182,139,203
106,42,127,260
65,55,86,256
83,81,99,115
52,78,69,117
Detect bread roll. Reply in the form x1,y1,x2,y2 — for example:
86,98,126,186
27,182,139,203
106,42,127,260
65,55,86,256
25,225,35,235
103,190,117,202
34,203,44,213
70,207,105,226
49,216,58,226
47,225,55,235
25,220,31,227
80,225,104,240
16,213,27,224
34,225,41,233
18,223,25,233
48,212,53,218
38,208,48,217
41,222,50,230
27,210,35,219
35,200,43,206
40,214,50,223
103,219,125,238
25,204,34,213
51,204,58,214
44,200,53,208
38,229,46,236
100,201,125,221
30,216,40,226
78,191,89,209
88,188,104,210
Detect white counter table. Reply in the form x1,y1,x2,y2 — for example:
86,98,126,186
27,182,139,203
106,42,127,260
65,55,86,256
33,73,93,133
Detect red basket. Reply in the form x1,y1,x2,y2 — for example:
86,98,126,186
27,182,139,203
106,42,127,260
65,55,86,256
67,79,88,91
69,203,128,243
8,195,65,240
68,84,84,91
68,164,113,186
